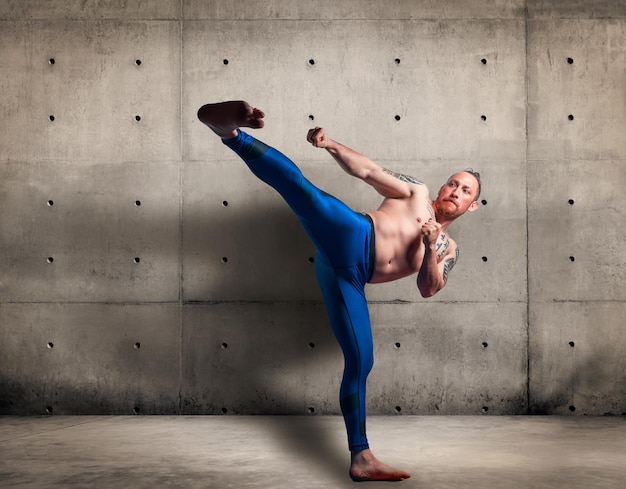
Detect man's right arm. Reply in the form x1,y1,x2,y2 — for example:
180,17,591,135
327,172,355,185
307,127,418,199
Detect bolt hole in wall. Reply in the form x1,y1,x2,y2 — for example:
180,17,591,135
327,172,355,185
47,342,54,349
47,257,54,264
133,342,141,350
49,115,55,122
135,200,142,206
134,257,141,263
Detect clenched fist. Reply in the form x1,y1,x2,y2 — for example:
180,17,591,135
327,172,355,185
307,127,328,148
421,219,442,248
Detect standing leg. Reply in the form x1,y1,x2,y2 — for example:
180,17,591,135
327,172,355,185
315,259,373,453
316,260,410,482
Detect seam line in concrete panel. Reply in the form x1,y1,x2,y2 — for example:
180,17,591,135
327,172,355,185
178,300,527,306
0,17,182,22
1,301,181,306
11,299,621,306
178,4,184,417
528,159,626,163
185,17,526,22
524,6,531,415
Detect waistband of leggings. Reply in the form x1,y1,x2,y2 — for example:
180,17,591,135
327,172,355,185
362,213,376,279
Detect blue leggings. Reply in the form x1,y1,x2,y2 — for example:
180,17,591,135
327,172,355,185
223,130,374,452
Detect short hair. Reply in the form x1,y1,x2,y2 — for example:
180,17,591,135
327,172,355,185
463,168,481,201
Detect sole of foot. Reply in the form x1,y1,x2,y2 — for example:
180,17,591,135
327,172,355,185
197,100,265,138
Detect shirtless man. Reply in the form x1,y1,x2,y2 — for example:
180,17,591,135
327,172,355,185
197,100,481,482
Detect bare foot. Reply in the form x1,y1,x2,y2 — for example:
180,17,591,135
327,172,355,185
350,449,411,482
197,100,265,139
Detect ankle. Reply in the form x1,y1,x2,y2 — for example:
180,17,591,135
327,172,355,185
220,128,239,140
351,448,373,464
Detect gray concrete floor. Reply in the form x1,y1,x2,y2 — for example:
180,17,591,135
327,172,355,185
0,416,624,489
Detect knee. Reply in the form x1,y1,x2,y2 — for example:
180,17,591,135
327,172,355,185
363,353,374,376
345,349,374,379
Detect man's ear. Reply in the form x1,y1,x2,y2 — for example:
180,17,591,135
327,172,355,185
467,200,480,213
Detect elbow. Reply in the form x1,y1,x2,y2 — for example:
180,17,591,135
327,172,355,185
419,288,436,299
417,280,443,298
351,166,372,180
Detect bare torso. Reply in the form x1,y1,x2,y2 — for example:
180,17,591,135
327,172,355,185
366,185,455,284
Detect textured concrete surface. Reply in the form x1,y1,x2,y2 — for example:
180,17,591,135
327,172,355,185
1,416,625,489
1,0,626,418
0,162,180,303
1,304,181,414
0,20,181,162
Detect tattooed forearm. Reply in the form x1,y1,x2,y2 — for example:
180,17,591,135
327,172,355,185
436,234,450,260
383,168,423,185
442,248,460,283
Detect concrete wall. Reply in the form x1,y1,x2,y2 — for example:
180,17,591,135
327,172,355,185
0,0,624,416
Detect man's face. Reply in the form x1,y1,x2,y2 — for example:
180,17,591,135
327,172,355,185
435,172,480,219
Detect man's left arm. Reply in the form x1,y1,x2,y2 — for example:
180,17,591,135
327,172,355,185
417,223,459,298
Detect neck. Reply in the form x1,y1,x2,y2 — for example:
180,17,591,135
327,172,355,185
432,203,455,230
